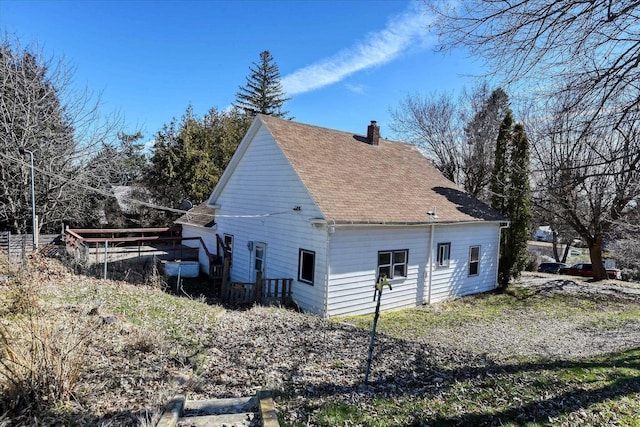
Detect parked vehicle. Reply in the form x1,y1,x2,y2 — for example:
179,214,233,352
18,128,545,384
558,263,621,280
537,262,567,274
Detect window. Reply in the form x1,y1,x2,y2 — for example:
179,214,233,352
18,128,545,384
223,234,234,267
377,250,408,279
298,249,315,285
469,246,480,276
437,243,451,267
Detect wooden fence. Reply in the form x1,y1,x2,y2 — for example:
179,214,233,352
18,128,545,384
0,231,33,258
222,278,293,306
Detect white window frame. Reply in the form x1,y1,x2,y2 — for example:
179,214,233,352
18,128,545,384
469,245,480,276
437,243,451,268
298,249,315,285
377,249,408,280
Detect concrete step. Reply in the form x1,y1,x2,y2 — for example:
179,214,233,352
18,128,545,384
179,396,258,426
158,391,279,427
184,396,257,415
177,411,257,426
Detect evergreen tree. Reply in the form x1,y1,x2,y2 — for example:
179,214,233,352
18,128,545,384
490,111,512,212
142,107,250,225
235,51,290,118
491,113,532,290
509,124,532,274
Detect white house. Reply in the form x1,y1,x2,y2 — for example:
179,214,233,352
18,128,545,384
178,115,506,317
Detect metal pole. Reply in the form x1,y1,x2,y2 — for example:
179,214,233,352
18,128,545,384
365,276,392,384
364,286,384,384
18,148,37,250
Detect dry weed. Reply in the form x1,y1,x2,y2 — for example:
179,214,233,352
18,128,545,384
144,259,166,290
0,271,98,416
123,326,163,355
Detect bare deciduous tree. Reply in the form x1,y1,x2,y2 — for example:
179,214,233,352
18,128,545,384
390,83,509,202
429,0,640,126
0,35,123,233
530,94,640,279
389,92,461,183
429,0,640,279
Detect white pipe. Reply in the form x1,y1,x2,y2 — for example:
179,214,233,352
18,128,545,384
427,223,435,304
323,227,330,318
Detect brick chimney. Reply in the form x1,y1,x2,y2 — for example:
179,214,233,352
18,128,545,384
367,120,380,146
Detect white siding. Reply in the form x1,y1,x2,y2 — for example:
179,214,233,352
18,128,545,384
181,224,218,273
186,119,501,317
428,223,499,303
212,126,328,315
325,222,500,317
326,227,430,317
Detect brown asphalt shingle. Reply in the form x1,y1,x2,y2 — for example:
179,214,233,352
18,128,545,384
260,114,504,225
175,201,216,227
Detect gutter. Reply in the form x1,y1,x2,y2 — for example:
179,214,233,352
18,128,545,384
329,220,506,228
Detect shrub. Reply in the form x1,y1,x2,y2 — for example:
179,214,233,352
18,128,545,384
0,273,96,415
526,252,541,272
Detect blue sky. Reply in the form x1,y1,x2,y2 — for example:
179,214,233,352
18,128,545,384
0,0,482,143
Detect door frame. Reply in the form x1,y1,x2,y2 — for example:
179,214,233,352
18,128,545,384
253,241,267,283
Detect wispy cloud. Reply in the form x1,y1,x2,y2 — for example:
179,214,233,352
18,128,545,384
281,3,435,96
344,83,367,94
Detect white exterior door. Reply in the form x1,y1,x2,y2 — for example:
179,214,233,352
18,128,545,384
253,242,266,283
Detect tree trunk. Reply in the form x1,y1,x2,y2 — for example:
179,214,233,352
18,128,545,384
552,232,560,261
589,235,607,280
561,244,570,264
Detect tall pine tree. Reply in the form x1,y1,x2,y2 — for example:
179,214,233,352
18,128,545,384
235,51,290,118
491,112,532,290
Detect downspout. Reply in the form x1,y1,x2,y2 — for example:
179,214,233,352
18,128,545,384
323,221,334,318
426,223,435,304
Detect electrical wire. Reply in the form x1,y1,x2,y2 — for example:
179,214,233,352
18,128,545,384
0,150,297,219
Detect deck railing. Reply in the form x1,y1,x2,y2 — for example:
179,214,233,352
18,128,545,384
222,278,293,306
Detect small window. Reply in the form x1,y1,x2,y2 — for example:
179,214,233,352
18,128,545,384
378,250,408,279
298,249,315,285
469,246,480,276
437,243,451,267
224,234,234,267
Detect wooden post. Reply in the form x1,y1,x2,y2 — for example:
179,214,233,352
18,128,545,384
103,240,108,280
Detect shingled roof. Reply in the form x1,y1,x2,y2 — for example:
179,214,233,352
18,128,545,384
175,201,216,227
258,114,505,225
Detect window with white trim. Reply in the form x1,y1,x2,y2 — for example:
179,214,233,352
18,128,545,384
437,243,451,267
469,245,480,276
298,249,315,285
377,250,408,279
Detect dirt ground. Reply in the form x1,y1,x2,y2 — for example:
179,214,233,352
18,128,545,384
3,258,640,426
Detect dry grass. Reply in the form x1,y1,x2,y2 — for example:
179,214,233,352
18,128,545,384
0,254,222,425
1,255,639,426
0,266,97,418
